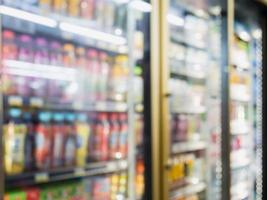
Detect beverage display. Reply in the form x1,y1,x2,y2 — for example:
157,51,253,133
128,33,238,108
160,0,222,199
0,0,139,200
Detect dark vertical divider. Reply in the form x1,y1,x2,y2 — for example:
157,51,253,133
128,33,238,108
261,13,267,200
220,0,231,199
143,5,152,200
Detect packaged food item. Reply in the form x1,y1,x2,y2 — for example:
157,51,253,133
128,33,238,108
26,188,40,200
98,52,110,101
49,41,63,66
80,0,95,20
6,190,26,200
76,113,90,167
4,109,26,175
63,113,77,166
34,37,49,64
52,0,67,14
63,43,76,67
51,112,65,168
91,176,111,200
3,30,18,60
118,113,128,159
35,112,52,170
109,113,120,159
24,112,35,171
18,34,33,62
68,0,80,17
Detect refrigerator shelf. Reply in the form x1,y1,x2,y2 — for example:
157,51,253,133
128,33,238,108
231,158,251,170
170,35,207,52
169,182,206,200
0,5,128,54
5,160,128,188
174,2,210,19
171,141,206,154
171,106,206,115
4,95,128,113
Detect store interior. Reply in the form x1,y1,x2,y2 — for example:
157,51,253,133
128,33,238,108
0,0,267,200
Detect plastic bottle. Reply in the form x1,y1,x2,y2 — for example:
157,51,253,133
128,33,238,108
109,113,120,160
51,112,65,168
3,30,18,60
63,43,76,67
34,37,49,64
87,49,99,102
24,112,35,171
52,0,67,14
80,0,95,20
35,112,52,170
100,113,110,161
49,41,63,66
4,108,26,175
67,0,80,17
63,113,77,166
76,113,90,167
18,34,33,62
98,52,110,101
118,113,128,159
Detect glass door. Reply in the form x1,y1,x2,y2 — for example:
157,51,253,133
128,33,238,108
159,0,222,199
0,0,144,199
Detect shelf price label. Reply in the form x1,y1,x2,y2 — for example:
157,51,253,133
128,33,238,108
8,96,23,106
35,172,49,183
30,97,44,107
74,168,86,176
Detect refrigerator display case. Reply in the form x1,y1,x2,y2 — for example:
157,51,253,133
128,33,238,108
227,1,263,199
158,0,222,199
0,0,151,199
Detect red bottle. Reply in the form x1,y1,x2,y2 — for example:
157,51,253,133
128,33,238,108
26,188,40,200
118,113,128,159
109,113,120,160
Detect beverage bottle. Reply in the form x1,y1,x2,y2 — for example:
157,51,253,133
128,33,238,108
118,113,128,159
49,41,63,66
80,0,95,20
52,0,67,14
18,34,33,62
87,49,100,102
4,108,26,175
103,0,115,31
35,112,52,170
3,30,18,60
34,37,49,64
88,113,97,161
95,0,105,28
176,115,188,142
67,0,80,17
76,113,90,167
98,52,110,101
39,0,51,11
24,112,35,171
76,47,87,103
63,43,76,67
109,113,120,160
51,112,65,168
63,113,77,167
100,113,110,161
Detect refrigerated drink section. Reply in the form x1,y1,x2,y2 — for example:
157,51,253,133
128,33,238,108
162,0,222,200
0,0,140,199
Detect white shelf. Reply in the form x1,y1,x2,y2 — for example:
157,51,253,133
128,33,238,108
0,5,128,53
170,182,206,199
171,106,206,114
172,141,207,154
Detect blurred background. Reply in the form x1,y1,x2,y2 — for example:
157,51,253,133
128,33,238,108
0,0,267,200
